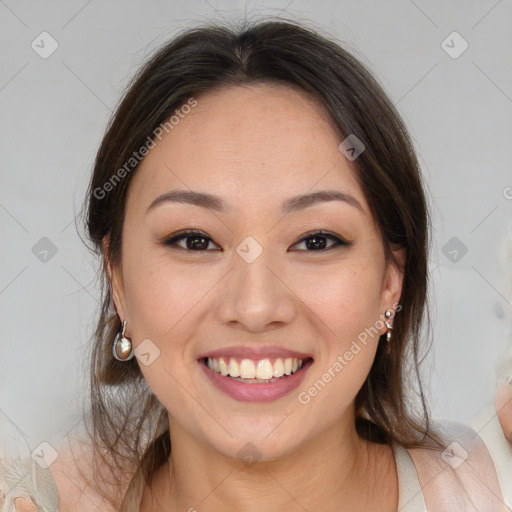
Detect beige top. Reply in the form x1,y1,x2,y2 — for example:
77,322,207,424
392,443,428,512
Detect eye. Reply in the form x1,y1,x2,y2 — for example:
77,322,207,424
161,229,220,251
290,230,351,252
161,229,351,252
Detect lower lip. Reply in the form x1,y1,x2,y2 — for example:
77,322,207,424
198,358,314,403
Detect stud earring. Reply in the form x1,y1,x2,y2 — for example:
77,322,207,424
112,320,135,361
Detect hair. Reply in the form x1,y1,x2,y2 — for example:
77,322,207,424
78,16,447,509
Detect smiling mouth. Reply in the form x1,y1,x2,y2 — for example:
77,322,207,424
199,356,314,383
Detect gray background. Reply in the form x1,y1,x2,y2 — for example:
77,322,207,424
1,0,511,452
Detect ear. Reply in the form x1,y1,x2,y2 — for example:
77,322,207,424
380,245,406,316
102,234,128,322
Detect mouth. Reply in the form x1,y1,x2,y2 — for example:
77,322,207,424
197,355,314,402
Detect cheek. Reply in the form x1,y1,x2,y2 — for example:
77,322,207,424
124,261,167,327
113,226,201,415
121,242,198,345
120,248,202,409
294,258,384,342
291,258,384,404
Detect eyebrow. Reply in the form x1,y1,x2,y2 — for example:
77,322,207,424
146,189,365,215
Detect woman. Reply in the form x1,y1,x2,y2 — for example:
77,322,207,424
2,18,510,512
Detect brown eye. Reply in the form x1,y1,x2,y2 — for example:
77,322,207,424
290,231,351,252
162,230,220,251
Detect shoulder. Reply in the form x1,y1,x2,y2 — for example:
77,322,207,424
406,419,510,511
48,433,138,512
0,412,138,512
469,403,512,511
0,437,60,511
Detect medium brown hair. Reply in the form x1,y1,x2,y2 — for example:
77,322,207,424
79,17,444,509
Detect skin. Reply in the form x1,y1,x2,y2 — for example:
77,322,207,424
105,83,406,511
496,376,512,443
13,497,37,512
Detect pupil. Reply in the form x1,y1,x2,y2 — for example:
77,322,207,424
188,235,208,250
306,235,327,250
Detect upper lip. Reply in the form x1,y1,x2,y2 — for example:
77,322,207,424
197,345,314,360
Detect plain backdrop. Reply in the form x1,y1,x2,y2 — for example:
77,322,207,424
1,0,511,454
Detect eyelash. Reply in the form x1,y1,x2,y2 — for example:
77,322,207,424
161,229,351,252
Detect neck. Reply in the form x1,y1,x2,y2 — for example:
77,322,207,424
142,412,397,511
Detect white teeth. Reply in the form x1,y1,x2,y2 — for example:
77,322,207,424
272,358,284,377
256,359,273,379
228,358,240,377
219,357,229,376
205,356,307,379
239,359,256,379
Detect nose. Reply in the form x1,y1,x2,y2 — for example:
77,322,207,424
215,245,296,332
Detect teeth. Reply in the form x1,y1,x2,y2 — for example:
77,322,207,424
256,359,273,379
240,359,256,379
218,357,229,376
284,358,293,375
206,356,307,379
272,358,284,378
228,358,240,377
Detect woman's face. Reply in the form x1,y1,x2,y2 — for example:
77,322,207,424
107,83,405,461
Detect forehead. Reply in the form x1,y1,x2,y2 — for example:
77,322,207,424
126,83,369,218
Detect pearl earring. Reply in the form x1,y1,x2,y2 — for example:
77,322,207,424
112,320,135,361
